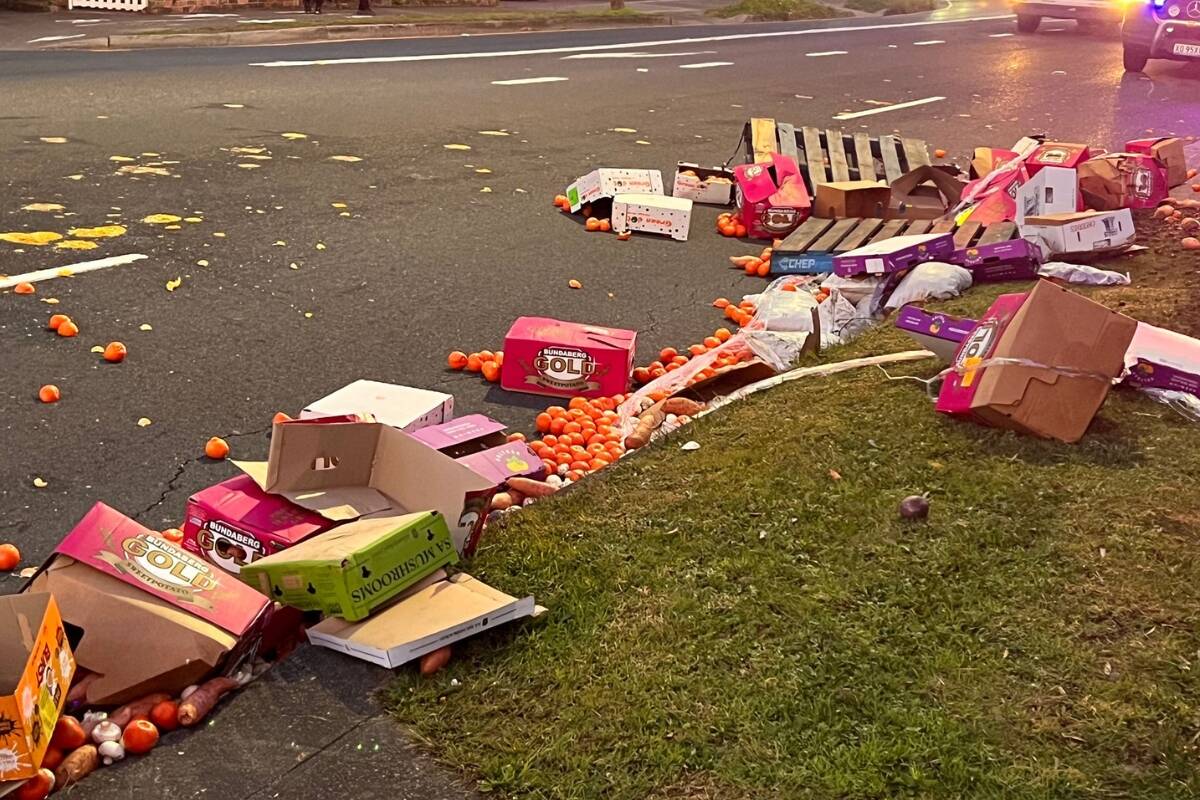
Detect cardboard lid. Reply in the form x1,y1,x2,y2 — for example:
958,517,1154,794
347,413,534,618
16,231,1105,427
301,380,450,430
506,317,637,350
613,193,693,211
0,593,54,694
53,502,270,636
1022,210,1112,227
247,511,435,567
408,414,506,451
189,474,331,547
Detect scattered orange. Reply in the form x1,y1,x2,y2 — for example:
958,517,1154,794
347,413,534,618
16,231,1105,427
160,528,184,544
734,224,747,238
756,261,771,277
13,282,35,295
56,320,79,338
632,367,651,384
536,413,553,432
121,719,160,755
598,219,611,232
507,432,526,442
494,350,504,366
659,347,678,362
703,336,721,349
205,436,230,460
466,354,483,372
934,148,947,158
103,341,127,363
481,361,500,382
38,384,61,403
553,194,568,207
585,217,601,232
712,297,730,308
688,344,707,357
478,350,495,362
150,700,180,732
48,314,70,331
272,411,291,424
447,351,468,369
0,543,20,572
714,327,732,342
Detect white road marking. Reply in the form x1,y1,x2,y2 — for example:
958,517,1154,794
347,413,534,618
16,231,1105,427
679,61,733,68
29,34,86,43
833,95,945,120
913,39,945,45
806,49,848,56
989,32,1014,37
491,76,569,84
0,254,148,290
240,18,296,23
250,14,1013,67
562,50,716,59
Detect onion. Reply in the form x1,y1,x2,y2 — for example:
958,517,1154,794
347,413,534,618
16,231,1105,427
899,495,929,520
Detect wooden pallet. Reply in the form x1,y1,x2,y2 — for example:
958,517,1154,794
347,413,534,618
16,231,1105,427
742,118,932,192
773,218,1017,275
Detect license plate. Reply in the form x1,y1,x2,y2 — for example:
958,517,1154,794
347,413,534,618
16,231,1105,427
1174,43,1200,57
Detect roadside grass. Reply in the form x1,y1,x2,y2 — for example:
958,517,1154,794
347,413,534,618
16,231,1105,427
841,0,937,14
127,8,657,36
385,224,1200,799
707,0,849,20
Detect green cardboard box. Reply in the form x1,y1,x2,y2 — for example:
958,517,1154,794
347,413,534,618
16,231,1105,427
239,511,457,621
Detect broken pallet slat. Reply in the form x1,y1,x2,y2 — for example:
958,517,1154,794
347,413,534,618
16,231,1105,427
826,129,851,182
775,122,799,162
868,219,908,244
976,221,1017,245
902,220,933,236
777,217,836,252
809,217,861,253
751,117,778,164
902,138,931,171
929,219,957,234
953,221,983,248
853,133,876,182
833,218,885,251
801,126,828,186
879,135,903,184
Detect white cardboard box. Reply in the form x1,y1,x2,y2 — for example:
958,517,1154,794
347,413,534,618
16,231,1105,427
566,168,664,213
672,163,735,205
306,572,541,668
301,380,453,433
612,193,693,241
1015,166,1077,225
1019,209,1134,256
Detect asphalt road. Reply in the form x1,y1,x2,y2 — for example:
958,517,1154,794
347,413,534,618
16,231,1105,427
1,7,1199,796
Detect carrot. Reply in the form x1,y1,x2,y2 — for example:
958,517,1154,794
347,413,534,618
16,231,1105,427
506,476,558,497
662,397,705,417
54,745,98,790
178,677,239,726
110,692,171,728
419,646,452,676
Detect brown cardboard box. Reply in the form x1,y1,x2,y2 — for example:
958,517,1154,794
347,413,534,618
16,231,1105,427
888,166,965,220
956,281,1137,443
24,503,271,706
812,181,890,219
1125,137,1188,187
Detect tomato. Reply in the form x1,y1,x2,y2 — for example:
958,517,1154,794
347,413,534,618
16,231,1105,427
121,719,160,755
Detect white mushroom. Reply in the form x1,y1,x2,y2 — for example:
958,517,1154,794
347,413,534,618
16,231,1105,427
98,740,125,765
92,720,122,744
81,711,108,739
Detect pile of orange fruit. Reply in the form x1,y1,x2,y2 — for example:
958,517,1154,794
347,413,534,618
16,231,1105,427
714,297,758,328
529,396,627,482
553,194,612,234
716,212,747,238
729,246,774,278
447,349,504,383
630,326,738,387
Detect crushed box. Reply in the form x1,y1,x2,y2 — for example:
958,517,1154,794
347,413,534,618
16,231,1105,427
970,147,1019,179
935,281,1137,443
1077,153,1169,210
1124,323,1200,397
1019,209,1135,256
301,380,452,433
0,594,74,782
566,168,663,213
733,153,811,240
957,162,1029,225
500,316,635,399
832,232,955,278
887,166,965,220
307,571,539,668
234,418,496,556
812,180,890,219
1015,166,1079,225
672,163,735,205
182,474,336,575
239,511,456,622
1125,137,1188,187
611,193,692,241
950,238,1043,283
893,306,978,360
25,502,271,706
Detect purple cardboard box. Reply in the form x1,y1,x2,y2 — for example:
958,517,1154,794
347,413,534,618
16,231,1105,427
893,305,978,360
1124,323,1200,397
833,232,955,278
457,442,546,486
409,414,508,459
950,238,1043,283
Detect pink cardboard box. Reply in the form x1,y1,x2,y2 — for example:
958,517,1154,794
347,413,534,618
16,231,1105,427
458,442,546,485
958,162,1030,225
1025,142,1091,175
501,317,636,399
1125,137,1188,187
410,414,545,484
733,153,812,240
935,291,1029,417
1078,153,1170,211
183,474,336,574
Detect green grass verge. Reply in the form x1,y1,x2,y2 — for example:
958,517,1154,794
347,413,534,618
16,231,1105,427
385,226,1200,799
707,0,848,20
842,0,937,14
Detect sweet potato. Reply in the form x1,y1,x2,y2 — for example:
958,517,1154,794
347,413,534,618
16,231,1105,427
110,692,171,728
54,745,98,790
178,677,239,726
661,397,704,417
506,476,558,498
419,646,452,676
624,405,666,450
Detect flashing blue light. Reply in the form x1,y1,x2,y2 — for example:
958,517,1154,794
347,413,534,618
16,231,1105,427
1152,0,1166,8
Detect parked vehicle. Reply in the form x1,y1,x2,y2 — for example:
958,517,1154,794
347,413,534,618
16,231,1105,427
1122,0,1200,70
1012,0,1123,32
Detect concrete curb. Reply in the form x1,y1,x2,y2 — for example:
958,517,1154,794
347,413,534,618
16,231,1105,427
47,15,674,49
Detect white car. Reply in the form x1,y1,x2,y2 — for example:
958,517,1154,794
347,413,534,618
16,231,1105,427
1012,0,1125,31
